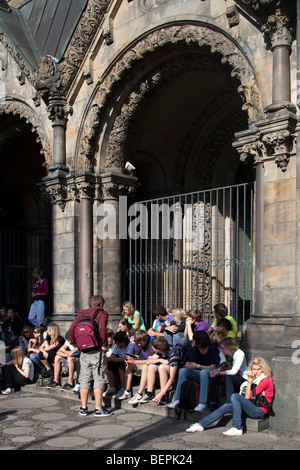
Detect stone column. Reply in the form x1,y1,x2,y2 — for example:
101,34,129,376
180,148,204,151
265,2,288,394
262,9,296,114
76,172,95,310
95,171,138,328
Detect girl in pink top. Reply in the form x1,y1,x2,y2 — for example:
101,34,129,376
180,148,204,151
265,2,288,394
28,267,49,327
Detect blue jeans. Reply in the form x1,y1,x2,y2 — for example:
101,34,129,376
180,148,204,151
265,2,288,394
175,367,210,404
224,374,245,402
199,393,266,429
29,353,44,371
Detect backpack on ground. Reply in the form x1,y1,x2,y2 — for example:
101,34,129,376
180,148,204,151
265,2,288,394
74,314,102,351
175,380,200,420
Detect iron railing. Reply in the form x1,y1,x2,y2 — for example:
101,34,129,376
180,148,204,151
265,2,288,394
125,183,253,330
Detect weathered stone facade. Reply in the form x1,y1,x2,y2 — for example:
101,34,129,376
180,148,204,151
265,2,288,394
0,0,300,432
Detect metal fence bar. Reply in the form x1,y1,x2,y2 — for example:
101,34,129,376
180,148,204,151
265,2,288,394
127,183,253,330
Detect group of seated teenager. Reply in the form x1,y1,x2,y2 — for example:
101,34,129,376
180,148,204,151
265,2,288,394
102,302,243,409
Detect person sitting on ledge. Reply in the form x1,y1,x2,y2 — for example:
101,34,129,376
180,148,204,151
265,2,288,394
186,357,274,436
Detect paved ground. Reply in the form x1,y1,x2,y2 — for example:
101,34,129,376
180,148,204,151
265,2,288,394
0,389,299,457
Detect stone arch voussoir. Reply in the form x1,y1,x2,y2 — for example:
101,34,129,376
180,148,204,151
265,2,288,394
78,22,263,171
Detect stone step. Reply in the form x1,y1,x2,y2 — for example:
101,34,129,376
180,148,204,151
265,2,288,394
25,377,269,432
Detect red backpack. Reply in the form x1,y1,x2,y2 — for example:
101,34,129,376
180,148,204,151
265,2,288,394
74,313,102,351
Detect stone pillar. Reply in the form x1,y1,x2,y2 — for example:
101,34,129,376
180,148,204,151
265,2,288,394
76,172,95,310
254,160,264,316
262,8,296,114
95,171,138,328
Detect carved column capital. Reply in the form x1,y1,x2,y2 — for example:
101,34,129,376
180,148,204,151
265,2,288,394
99,171,139,200
38,169,69,212
261,9,293,50
75,171,96,200
34,56,70,126
234,113,297,171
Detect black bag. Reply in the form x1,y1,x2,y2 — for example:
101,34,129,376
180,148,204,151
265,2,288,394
251,384,275,416
175,380,200,420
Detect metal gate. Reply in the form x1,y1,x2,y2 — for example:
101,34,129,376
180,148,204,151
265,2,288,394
125,183,253,331
0,229,51,319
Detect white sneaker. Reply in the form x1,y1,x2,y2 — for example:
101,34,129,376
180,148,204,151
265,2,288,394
117,390,132,400
222,427,243,437
103,387,116,398
1,388,14,395
186,422,204,433
114,388,126,399
128,393,143,405
167,399,179,409
194,403,207,412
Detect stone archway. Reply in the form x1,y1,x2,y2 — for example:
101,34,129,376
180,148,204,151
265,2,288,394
77,22,263,172
0,97,51,317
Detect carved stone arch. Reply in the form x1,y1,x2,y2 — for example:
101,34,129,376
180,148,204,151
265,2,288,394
0,97,51,168
78,22,263,171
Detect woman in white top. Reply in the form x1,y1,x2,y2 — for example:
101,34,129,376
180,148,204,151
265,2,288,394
1,346,34,394
210,337,248,402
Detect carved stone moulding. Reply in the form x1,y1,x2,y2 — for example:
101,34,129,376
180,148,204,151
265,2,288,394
39,167,139,212
78,22,263,171
233,112,297,171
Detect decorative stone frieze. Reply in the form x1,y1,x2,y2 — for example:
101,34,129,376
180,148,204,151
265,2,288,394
234,112,297,171
99,171,139,200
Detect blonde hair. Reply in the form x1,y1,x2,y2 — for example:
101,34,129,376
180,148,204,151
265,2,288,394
220,337,239,353
172,308,187,325
248,357,271,377
47,323,60,345
122,301,135,317
11,346,26,369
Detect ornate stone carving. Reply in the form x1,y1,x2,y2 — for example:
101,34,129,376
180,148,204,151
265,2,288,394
78,103,102,170
261,9,293,49
226,5,240,27
78,24,262,171
60,0,110,94
240,140,266,165
234,113,297,171
238,77,261,124
262,129,295,171
100,172,139,200
39,172,68,212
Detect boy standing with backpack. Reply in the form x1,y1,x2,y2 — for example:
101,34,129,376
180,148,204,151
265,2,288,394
68,295,112,417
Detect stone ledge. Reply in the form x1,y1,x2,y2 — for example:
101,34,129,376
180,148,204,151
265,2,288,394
24,380,269,432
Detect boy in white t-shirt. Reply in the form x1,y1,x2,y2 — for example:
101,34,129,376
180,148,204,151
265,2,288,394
48,332,79,390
